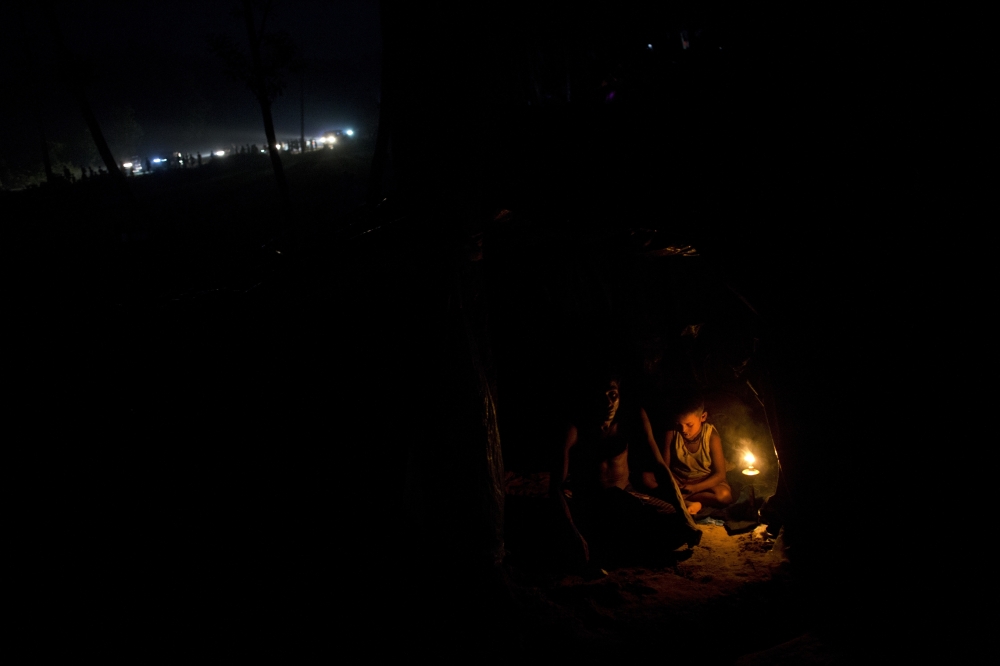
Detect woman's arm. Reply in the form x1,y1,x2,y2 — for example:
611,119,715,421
640,409,676,490
643,411,697,525
662,429,675,470
550,425,589,565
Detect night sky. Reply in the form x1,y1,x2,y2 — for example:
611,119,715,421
1,0,380,170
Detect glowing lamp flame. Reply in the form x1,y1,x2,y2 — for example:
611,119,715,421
742,451,759,476
743,452,755,465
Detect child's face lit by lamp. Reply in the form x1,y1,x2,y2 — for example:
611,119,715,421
742,451,759,476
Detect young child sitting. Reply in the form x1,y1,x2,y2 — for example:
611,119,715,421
661,391,733,515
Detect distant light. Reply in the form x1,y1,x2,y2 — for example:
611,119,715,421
260,149,266,153
152,158,162,163
647,43,652,49
214,151,225,156
123,162,133,168
345,129,354,136
328,136,337,143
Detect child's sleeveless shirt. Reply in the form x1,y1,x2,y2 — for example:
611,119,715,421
671,423,716,481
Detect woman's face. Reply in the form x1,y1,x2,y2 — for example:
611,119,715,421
598,381,620,423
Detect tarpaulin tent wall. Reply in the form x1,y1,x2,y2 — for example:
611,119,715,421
364,0,888,653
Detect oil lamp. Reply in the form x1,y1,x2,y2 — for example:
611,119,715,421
742,451,759,476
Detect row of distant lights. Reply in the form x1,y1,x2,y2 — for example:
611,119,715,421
125,154,207,167
645,41,722,50
133,131,354,164
317,129,353,145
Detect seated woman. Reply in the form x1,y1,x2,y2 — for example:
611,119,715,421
549,369,701,569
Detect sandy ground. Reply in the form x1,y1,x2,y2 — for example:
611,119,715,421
502,473,835,663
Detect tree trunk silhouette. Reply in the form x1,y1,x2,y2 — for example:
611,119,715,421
243,0,293,241
366,3,392,209
299,76,306,154
43,4,133,237
37,125,54,185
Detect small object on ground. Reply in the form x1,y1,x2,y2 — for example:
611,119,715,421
582,565,609,580
768,527,790,565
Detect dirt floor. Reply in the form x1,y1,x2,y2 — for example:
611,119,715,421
502,473,835,663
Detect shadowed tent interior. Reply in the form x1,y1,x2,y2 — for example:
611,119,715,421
311,1,879,657
485,217,781,485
